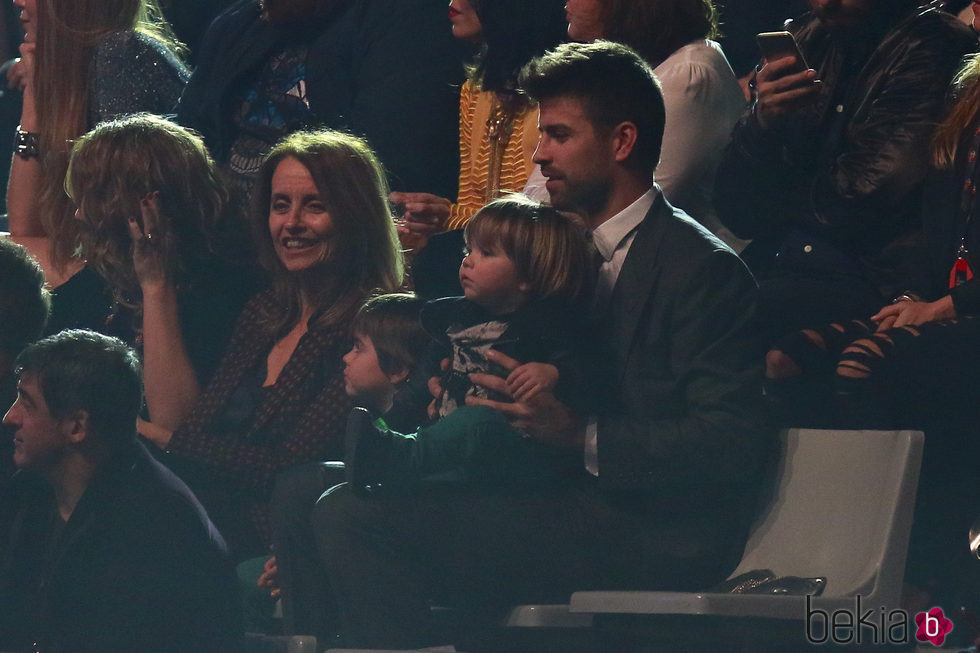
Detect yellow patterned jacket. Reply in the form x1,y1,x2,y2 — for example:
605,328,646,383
447,80,540,229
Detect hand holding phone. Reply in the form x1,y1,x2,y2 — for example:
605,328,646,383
751,31,821,129
756,31,809,73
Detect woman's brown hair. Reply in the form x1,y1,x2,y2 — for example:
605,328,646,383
251,130,404,337
598,0,720,68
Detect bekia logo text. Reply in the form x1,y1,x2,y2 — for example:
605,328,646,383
806,596,953,646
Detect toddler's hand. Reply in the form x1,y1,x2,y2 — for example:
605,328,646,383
506,362,559,403
257,555,280,598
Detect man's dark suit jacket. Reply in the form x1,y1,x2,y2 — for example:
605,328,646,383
0,442,242,652
594,192,774,577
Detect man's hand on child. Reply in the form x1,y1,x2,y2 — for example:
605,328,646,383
468,350,583,449
505,362,559,402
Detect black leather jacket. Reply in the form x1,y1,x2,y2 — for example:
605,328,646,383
715,4,977,296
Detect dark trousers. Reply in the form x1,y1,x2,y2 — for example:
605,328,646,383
269,461,347,640
312,481,745,649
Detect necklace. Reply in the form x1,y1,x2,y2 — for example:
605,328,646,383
484,94,518,203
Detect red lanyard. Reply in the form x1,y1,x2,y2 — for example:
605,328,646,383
953,127,980,288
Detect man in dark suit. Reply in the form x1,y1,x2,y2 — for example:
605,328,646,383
309,41,772,649
0,330,241,652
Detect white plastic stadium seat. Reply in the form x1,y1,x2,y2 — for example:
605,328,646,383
568,428,924,621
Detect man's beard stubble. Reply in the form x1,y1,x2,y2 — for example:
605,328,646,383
549,176,612,223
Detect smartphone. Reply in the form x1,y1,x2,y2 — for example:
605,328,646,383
756,31,809,74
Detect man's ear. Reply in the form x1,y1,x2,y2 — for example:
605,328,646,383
63,410,90,445
610,121,639,163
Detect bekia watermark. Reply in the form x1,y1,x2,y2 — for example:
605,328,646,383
806,595,953,646
914,607,954,647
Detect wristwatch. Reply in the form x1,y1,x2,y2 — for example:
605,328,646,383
14,126,39,160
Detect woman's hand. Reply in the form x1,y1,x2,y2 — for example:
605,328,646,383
127,191,173,290
6,43,41,238
132,197,201,431
871,295,956,331
389,191,450,251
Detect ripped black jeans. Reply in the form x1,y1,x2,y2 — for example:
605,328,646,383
766,316,980,428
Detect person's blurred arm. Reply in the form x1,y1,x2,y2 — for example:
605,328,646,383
6,42,44,238
129,195,200,431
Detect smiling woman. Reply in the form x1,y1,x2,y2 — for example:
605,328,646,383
150,130,403,559
268,158,335,273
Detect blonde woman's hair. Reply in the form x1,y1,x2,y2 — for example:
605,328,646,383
464,196,590,303
66,114,227,309
35,0,185,269
251,130,404,337
933,53,980,169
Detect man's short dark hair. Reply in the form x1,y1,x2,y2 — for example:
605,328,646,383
520,40,666,173
0,239,51,361
15,330,143,449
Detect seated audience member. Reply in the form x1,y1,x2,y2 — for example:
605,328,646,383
765,50,980,615
0,238,50,423
344,294,433,434
409,0,568,298
268,292,431,635
535,0,745,248
392,0,567,248
714,0,976,343
0,330,241,652
6,0,188,333
307,41,771,648
176,0,463,210
139,130,403,561
0,238,50,530
67,114,256,432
